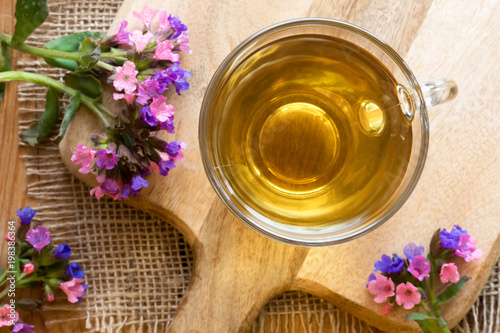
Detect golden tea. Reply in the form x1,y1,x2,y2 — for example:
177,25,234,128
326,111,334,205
210,35,412,226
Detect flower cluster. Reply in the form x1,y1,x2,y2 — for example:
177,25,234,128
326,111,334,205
1,208,88,332
70,5,190,200
367,225,482,332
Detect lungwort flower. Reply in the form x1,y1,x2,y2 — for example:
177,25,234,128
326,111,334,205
68,7,191,200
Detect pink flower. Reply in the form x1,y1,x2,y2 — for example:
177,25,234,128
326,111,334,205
177,31,192,54
0,304,18,327
455,235,483,262
396,282,421,309
440,263,460,284
149,95,174,122
133,5,158,26
113,92,136,104
113,61,138,94
60,278,88,303
71,144,95,174
367,274,395,303
382,302,393,316
90,178,121,200
115,20,131,45
47,294,54,302
26,225,51,251
5,234,13,241
158,10,170,30
130,30,154,53
154,37,179,62
23,262,34,275
407,255,431,281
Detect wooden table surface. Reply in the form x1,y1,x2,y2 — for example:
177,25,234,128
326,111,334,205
2,0,500,332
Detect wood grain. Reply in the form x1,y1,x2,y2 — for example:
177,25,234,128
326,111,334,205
36,0,500,332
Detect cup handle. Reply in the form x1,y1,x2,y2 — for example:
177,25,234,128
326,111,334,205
420,79,458,108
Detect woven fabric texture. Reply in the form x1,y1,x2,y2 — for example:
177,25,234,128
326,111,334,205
14,0,499,332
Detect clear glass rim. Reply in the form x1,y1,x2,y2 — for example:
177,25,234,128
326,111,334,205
199,18,429,247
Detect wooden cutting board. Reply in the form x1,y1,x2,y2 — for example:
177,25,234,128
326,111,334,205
58,0,500,331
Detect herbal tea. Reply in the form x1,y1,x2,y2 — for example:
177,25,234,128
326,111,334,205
211,35,412,226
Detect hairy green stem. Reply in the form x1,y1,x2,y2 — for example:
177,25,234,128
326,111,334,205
0,71,113,127
0,33,124,64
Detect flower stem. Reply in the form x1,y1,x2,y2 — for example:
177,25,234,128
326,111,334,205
0,33,80,61
419,300,433,316
96,60,115,72
0,71,113,127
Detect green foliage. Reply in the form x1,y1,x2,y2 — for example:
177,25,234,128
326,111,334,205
21,87,60,146
405,313,448,333
63,72,102,99
436,276,470,305
76,37,101,72
12,0,49,47
53,91,81,144
44,32,105,70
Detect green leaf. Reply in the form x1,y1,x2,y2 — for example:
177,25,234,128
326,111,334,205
15,298,42,311
0,42,11,102
63,72,102,99
76,37,101,72
21,87,60,146
437,276,470,305
53,91,80,144
44,31,105,70
405,313,448,332
0,263,4,276
12,0,49,47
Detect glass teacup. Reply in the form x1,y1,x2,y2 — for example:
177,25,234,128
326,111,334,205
199,18,457,246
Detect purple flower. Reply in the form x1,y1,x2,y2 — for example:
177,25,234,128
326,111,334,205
167,14,187,39
158,159,175,176
166,141,181,158
159,116,175,133
366,273,376,288
136,77,160,105
17,207,36,225
374,254,404,274
131,175,148,191
26,225,51,251
153,62,191,95
166,62,191,95
66,263,84,279
91,178,122,200
114,20,131,45
440,225,468,250
141,105,158,126
96,149,118,170
407,255,431,281
55,243,71,259
120,183,134,199
12,323,35,333
403,242,425,260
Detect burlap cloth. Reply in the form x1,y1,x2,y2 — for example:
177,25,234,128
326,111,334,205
14,0,499,332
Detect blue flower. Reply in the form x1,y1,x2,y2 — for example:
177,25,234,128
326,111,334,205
167,14,188,39
366,273,376,288
158,159,175,176
403,242,425,260
141,105,158,127
165,141,181,158
131,175,148,192
17,207,36,225
66,263,84,279
77,283,89,303
55,243,71,259
440,225,468,250
374,254,404,274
